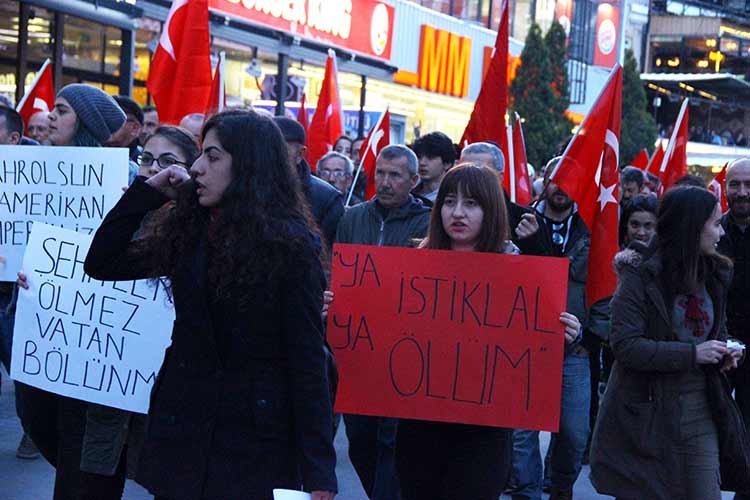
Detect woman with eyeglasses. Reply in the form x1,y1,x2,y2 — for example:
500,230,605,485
138,126,200,179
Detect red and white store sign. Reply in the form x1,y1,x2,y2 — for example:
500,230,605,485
593,1,620,68
209,0,395,61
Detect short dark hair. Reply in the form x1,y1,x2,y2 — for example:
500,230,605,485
0,105,24,136
673,174,707,189
142,105,157,114
620,166,645,188
272,116,306,144
114,95,144,125
412,131,457,164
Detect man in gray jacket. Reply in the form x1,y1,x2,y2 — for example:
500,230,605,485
335,144,430,500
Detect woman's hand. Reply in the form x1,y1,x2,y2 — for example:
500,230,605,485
16,270,29,290
696,340,728,365
720,349,743,373
559,312,581,345
322,290,334,320
311,491,336,500
145,165,190,200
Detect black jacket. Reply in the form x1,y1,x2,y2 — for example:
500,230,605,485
718,212,750,344
335,195,430,247
84,179,337,499
297,159,344,250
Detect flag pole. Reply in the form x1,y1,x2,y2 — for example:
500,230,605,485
218,51,226,113
549,63,621,181
658,97,688,175
506,113,516,203
347,108,387,207
16,58,51,112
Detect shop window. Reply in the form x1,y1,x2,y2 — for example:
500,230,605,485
488,0,503,30
511,0,532,41
455,0,481,23
419,0,452,16
0,2,19,62
0,63,15,104
534,0,557,33
63,14,121,75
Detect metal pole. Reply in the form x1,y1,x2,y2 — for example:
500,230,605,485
53,12,64,91
15,2,29,104
275,53,289,116
358,75,367,138
119,28,134,96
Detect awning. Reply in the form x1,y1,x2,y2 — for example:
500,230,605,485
640,72,750,105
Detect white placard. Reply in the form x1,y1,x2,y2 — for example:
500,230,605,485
273,490,312,500
10,223,174,414
0,145,129,281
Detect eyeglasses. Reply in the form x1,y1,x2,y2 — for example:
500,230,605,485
319,169,349,179
139,153,188,170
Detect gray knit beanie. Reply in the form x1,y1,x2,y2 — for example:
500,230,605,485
58,84,126,144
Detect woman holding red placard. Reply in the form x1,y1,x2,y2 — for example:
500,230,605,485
394,163,582,500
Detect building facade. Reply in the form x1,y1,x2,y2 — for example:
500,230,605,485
1,0,632,144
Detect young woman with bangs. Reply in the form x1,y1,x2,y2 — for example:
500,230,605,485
394,163,581,500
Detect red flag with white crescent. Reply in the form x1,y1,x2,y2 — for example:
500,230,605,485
308,50,344,171
16,59,54,134
550,65,623,306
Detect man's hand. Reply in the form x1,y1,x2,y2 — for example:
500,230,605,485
515,213,539,240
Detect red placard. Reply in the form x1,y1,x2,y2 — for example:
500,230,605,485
209,0,394,61
593,2,620,68
328,244,569,432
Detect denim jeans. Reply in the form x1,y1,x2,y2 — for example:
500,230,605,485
510,352,591,499
343,415,401,500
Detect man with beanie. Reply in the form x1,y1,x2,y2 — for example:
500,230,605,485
273,116,344,251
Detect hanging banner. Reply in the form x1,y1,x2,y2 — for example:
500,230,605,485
328,244,569,432
0,146,128,281
11,224,174,414
593,2,621,68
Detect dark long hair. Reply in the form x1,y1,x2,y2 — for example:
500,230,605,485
619,194,657,246
73,123,102,147
421,163,509,252
138,110,319,303
657,186,731,299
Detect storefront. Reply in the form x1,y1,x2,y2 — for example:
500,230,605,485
0,0,141,105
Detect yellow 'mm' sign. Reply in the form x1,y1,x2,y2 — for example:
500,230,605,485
418,25,472,97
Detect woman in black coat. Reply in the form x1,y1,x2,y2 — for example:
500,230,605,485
83,110,337,500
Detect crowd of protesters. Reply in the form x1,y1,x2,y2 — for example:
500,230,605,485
0,83,749,500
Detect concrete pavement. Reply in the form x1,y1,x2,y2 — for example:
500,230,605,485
0,372,733,499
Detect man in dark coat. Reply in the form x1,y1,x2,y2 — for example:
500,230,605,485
718,159,750,500
335,144,430,500
274,117,344,250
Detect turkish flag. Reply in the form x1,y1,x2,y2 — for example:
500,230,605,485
709,163,729,213
657,99,689,194
16,59,54,133
550,65,622,306
645,143,665,174
308,50,344,171
147,0,212,125
631,149,649,170
351,109,390,204
460,0,508,163
203,51,226,120
297,93,309,145
504,113,533,206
